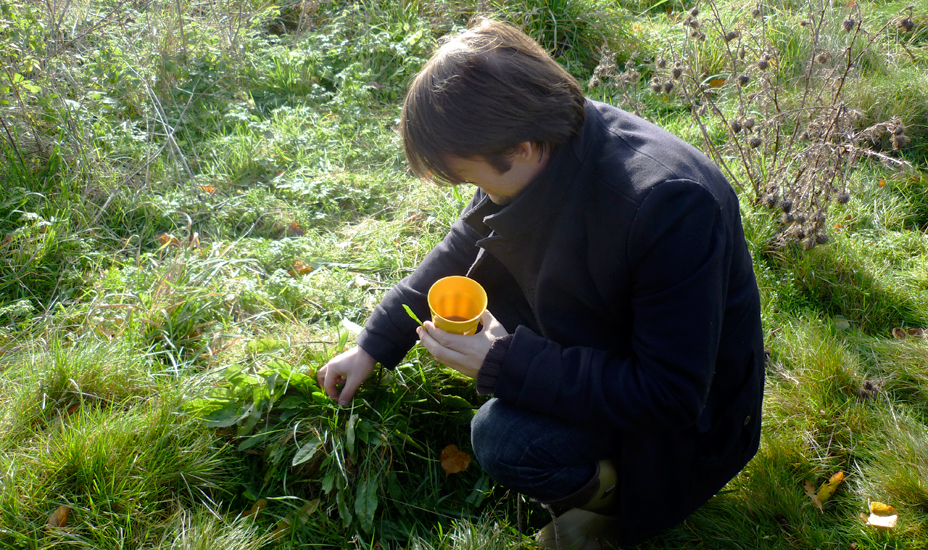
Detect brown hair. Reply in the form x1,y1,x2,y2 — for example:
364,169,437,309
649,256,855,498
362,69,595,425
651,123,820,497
400,19,587,185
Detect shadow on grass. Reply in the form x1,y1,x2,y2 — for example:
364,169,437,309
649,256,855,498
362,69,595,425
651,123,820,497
761,240,928,336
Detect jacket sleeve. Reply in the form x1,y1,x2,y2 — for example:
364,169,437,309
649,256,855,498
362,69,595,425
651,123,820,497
356,191,487,369
490,180,733,435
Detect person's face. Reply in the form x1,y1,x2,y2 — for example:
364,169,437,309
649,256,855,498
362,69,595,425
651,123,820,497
444,156,520,204
444,142,548,205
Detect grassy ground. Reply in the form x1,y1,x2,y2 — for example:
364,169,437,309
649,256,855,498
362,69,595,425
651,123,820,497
1,0,928,548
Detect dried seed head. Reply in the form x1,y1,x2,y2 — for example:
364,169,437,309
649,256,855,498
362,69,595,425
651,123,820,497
671,65,683,79
800,19,811,27
816,50,831,64
892,123,905,135
743,117,756,130
689,7,700,17
689,18,701,29
751,7,762,18
892,134,911,149
663,80,675,93
779,199,793,213
749,136,763,148
656,57,668,69
815,233,830,244
802,237,816,250
899,17,914,32
800,131,810,140
738,74,751,86
738,46,746,59
842,18,855,32
813,211,826,223
796,213,807,224
836,192,850,204
756,58,769,70
650,81,663,93
730,119,743,133
763,193,778,208
724,30,741,42
780,213,794,224
589,75,601,88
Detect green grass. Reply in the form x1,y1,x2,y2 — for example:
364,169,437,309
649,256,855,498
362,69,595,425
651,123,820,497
1,0,928,548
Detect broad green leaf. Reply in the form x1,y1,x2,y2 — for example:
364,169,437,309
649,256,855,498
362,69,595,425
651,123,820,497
292,437,322,467
200,401,246,428
346,413,359,456
336,489,353,528
322,468,336,494
277,395,307,409
355,476,378,533
237,433,266,451
440,394,473,409
465,474,492,507
245,338,287,354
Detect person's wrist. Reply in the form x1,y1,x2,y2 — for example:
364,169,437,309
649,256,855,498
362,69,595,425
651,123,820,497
476,334,513,395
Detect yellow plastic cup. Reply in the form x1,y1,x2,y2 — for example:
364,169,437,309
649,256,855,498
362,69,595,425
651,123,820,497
427,276,487,335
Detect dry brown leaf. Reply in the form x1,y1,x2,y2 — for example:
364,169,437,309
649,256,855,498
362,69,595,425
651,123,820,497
156,233,182,248
865,512,898,529
804,480,824,511
892,327,925,339
440,444,471,476
270,500,319,540
288,260,314,278
47,505,70,528
240,498,267,520
287,222,306,237
200,185,217,194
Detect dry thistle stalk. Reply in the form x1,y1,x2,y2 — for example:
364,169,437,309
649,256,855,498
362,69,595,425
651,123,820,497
634,0,915,249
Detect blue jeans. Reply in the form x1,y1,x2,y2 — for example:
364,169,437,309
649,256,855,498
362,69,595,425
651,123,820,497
470,397,621,503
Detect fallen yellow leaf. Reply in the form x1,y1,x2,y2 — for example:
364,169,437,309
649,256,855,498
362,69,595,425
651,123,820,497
439,444,471,477
816,471,845,502
804,471,845,511
870,501,896,515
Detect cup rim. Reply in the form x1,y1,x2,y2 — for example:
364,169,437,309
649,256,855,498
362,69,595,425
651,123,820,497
427,275,487,326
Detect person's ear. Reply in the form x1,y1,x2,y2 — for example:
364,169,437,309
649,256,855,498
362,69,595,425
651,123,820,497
513,141,534,161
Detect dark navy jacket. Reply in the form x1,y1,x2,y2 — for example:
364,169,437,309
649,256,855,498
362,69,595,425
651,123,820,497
357,100,765,543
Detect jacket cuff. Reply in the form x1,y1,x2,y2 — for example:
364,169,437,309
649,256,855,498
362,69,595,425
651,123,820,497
477,334,513,395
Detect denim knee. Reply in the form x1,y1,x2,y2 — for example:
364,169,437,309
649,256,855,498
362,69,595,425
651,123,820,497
470,398,599,499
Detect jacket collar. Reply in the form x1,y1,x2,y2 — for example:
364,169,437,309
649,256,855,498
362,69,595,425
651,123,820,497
462,102,597,239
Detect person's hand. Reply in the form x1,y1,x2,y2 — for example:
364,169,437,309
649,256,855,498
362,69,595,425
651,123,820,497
316,346,376,406
416,310,509,379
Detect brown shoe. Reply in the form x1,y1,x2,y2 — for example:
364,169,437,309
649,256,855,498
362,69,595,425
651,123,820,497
534,508,619,550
